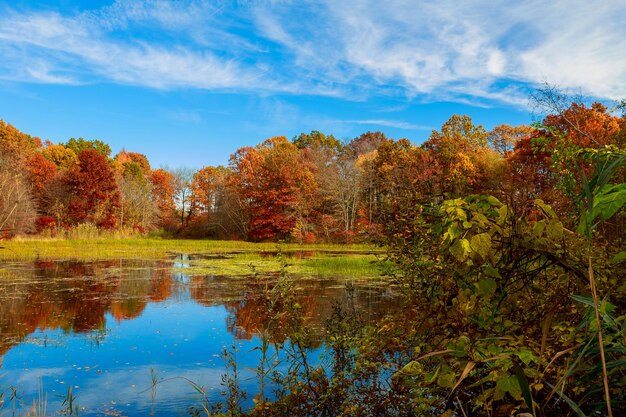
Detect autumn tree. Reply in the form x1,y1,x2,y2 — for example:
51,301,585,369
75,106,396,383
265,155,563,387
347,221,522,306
117,159,156,231
65,149,120,229
293,130,343,153
488,124,536,156
423,115,492,196
292,131,345,240
0,119,39,165
527,88,626,240
331,131,388,236
116,150,151,175
230,136,315,241
43,142,79,169
344,131,386,158
0,167,36,237
189,165,234,237
172,167,195,229
326,156,361,237
64,137,112,158
26,152,58,213
375,139,440,205
150,168,176,229
0,121,40,236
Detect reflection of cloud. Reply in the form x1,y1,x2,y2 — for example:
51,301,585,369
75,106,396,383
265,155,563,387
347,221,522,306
12,367,67,388
75,365,231,411
6,364,256,415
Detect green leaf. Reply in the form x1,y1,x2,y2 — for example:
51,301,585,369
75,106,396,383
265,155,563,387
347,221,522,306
535,199,556,218
496,205,508,225
495,375,522,401
447,223,462,239
532,221,545,236
470,233,492,259
395,360,422,378
612,251,626,264
512,361,534,414
515,350,536,366
476,278,496,298
593,183,626,221
487,196,502,206
545,220,563,240
437,366,456,389
450,238,471,261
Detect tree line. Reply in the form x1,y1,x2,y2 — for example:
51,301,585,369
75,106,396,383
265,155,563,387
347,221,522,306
0,97,624,246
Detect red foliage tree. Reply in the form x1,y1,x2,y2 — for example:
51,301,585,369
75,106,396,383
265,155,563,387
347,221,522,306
504,134,557,210
26,152,58,209
65,149,120,229
543,102,621,148
230,137,315,241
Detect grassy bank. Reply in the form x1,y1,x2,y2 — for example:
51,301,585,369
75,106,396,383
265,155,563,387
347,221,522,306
0,238,386,278
176,251,386,278
0,238,380,260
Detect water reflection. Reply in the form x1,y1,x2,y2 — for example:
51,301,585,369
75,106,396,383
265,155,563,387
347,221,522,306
0,258,398,415
0,260,172,357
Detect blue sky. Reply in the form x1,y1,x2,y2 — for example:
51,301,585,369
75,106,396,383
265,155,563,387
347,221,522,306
0,0,624,168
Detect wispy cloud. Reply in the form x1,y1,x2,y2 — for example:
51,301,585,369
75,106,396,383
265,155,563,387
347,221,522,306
0,0,624,105
252,0,626,104
0,7,261,90
342,119,431,131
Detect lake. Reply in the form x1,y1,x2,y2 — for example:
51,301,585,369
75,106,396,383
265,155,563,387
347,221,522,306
0,255,398,416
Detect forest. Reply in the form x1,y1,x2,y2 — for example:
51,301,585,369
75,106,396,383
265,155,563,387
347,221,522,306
1,89,625,416
1,94,622,245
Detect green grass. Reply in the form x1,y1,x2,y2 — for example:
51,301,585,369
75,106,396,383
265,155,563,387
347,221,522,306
0,237,380,260
0,238,386,278
177,252,386,278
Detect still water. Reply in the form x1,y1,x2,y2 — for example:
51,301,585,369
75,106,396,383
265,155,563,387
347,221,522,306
0,256,398,415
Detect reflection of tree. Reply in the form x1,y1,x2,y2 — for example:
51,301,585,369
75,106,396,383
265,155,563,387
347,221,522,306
1,260,401,360
149,268,173,302
189,275,400,344
0,259,173,357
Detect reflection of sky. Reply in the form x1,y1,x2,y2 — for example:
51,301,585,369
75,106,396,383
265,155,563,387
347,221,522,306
0,299,289,416
0,259,393,415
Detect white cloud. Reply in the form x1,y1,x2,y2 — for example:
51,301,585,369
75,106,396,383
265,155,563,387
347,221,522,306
316,0,626,102
0,0,624,105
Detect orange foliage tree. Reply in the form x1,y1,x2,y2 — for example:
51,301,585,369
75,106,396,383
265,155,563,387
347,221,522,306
150,168,176,229
423,115,491,196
